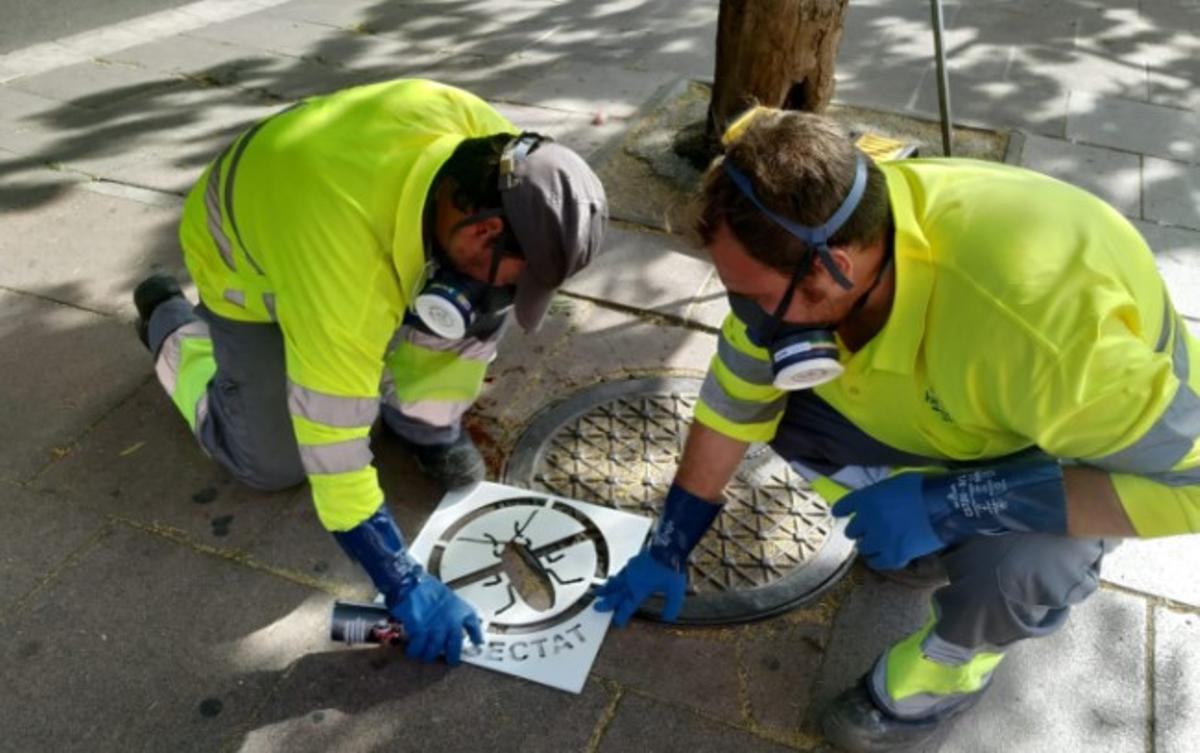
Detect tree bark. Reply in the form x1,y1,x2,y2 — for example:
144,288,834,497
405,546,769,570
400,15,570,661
707,0,850,144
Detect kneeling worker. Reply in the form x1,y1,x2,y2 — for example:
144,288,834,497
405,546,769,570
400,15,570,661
596,107,1198,751
134,79,607,666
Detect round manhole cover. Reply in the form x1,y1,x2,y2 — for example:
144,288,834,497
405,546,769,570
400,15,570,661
503,376,856,625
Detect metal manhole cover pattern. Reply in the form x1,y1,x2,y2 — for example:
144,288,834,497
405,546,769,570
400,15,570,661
503,376,856,625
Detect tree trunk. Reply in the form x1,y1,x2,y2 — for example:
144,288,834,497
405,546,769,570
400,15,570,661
707,0,849,145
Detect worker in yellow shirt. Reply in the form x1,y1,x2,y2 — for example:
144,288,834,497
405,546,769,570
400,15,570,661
596,107,1198,752
133,79,607,666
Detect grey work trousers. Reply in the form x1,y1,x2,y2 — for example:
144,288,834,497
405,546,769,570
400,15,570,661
769,389,1112,654
148,298,499,492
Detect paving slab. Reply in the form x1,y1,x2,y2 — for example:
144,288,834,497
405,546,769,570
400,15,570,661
1067,91,1200,163
1155,606,1200,753
0,41,79,84
806,570,934,732
0,290,151,483
244,434,445,596
1010,46,1150,102
911,69,1071,139
834,62,928,119
508,59,679,120
13,82,279,193
0,84,71,131
739,618,828,735
807,571,1150,751
0,155,87,214
1148,56,1200,113
32,380,303,552
841,0,964,66
5,59,179,109
688,272,730,331
1017,133,1142,217
239,56,384,101
592,621,743,724
598,692,795,753
629,36,718,82
0,183,185,316
0,524,322,753
474,295,587,437
0,485,108,612
478,295,717,443
535,301,716,393
99,33,286,81
1102,535,1200,607
261,0,376,29
182,13,353,58
490,101,627,162
1132,219,1200,320
238,641,614,753
562,225,714,321
309,32,448,76
1143,156,1200,230
937,589,1148,753
410,52,539,103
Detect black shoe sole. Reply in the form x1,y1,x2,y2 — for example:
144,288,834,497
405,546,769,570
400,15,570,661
821,676,985,753
133,273,184,349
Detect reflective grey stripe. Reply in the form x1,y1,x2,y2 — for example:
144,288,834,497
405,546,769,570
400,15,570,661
390,325,500,362
298,438,373,475
699,370,788,426
382,396,473,428
1155,297,1173,354
204,102,306,279
287,381,378,428
717,334,775,386
1149,466,1200,487
223,288,246,308
920,628,1004,666
1174,314,1191,383
154,321,210,396
1093,317,1198,477
223,124,268,275
203,147,238,271
194,392,211,436
263,293,277,320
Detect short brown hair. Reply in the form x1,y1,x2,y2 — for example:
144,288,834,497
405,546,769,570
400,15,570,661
696,110,890,275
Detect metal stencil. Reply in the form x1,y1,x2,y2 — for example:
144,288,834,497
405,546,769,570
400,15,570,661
504,376,855,624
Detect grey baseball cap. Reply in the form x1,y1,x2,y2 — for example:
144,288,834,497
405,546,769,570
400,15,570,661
501,140,608,331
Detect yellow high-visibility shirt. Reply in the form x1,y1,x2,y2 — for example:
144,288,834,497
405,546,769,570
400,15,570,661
696,158,1200,536
177,79,516,531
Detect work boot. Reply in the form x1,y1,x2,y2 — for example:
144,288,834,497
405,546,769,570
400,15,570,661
404,432,486,489
133,273,184,350
821,675,987,753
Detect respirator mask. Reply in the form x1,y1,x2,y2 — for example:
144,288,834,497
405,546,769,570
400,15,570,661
723,151,891,391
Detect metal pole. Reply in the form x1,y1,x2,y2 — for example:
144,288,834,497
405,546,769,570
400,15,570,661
930,0,953,156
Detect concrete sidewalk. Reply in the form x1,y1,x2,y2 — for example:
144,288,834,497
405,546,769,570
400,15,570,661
1,0,1198,751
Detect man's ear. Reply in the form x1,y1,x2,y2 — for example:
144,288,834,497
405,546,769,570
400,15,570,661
474,214,504,241
813,246,855,292
797,247,853,303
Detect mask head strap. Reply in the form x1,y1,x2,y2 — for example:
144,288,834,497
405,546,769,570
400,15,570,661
499,132,544,190
722,153,868,291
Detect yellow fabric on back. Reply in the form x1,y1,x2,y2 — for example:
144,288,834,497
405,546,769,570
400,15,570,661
177,79,517,531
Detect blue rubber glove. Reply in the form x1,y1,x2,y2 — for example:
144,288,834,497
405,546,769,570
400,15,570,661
390,572,485,664
593,550,686,627
333,504,483,665
831,473,944,571
832,461,1068,571
594,483,722,626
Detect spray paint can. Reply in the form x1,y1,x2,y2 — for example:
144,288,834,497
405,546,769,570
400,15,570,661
330,601,407,646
